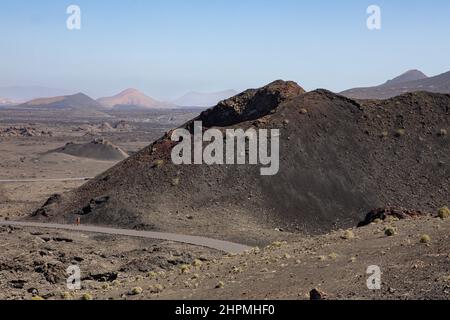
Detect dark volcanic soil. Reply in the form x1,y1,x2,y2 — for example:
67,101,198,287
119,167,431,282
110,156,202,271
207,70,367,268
49,138,129,161
29,81,449,244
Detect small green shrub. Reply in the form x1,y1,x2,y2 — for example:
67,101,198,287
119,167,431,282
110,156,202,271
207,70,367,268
101,283,110,290
342,229,355,240
81,293,93,301
420,234,431,244
152,160,165,168
130,287,143,295
171,177,180,186
395,129,406,137
384,226,397,236
61,292,72,300
180,264,191,274
192,259,203,267
437,206,450,219
152,284,164,293
328,252,338,260
112,280,121,286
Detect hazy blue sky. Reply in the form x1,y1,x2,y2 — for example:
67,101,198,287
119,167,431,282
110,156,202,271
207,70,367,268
1,0,449,100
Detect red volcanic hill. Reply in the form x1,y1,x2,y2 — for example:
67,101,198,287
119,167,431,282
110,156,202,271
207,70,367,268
97,88,176,110
29,80,449,244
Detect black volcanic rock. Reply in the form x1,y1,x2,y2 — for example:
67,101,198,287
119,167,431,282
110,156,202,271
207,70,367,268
29,81,449,244
192,80,305,127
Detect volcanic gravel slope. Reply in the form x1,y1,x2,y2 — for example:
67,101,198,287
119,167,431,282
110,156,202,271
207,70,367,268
29,81,449,244
49,139,129,161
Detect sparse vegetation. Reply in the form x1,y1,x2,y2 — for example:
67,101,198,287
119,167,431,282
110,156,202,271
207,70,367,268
112,280,121,286
130,287,143,295
384,226,397,236
420,234,431,244
328,252,338,260
437,206,450,219
171,177,180,186
61,292,72,300
81,293,93,301
180,264,191,274
152,159,165,168
342,229,355,240
152,284,164,293
270,241,286,248
395,129,406,137
101,283,110,290
192,259,203,267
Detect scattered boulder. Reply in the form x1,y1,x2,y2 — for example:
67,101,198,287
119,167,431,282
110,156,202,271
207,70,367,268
78,196,110,216
98,122,114,132
34,261,66,284
0,126,53,137
82,272,118,282
358,207,429,227
9,280,27,289
113,120,132,131
309,288,328,300
191,80,305,128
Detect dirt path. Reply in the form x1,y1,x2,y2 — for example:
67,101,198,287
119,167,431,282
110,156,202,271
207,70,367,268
0,178,92,183
0,220,252,254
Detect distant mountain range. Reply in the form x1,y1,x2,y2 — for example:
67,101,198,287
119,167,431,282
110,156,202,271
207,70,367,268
97,88,176,110
172,89,238,107
4,71,450,108
0,97,19,106
341,69,450,99
0,86,73,101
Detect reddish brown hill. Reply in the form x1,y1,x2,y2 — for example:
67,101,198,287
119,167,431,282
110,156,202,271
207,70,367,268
97,88,175,109
29,81,449,244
